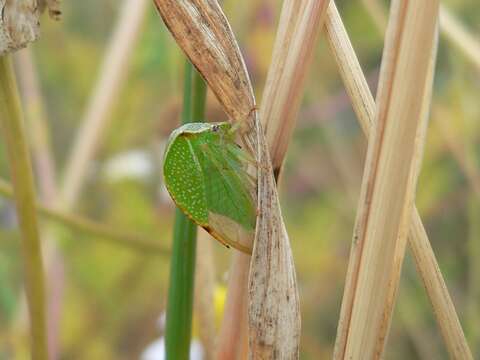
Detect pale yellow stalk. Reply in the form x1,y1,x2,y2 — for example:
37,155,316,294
324,3,472,358
337,1,439,358
261,0,329,173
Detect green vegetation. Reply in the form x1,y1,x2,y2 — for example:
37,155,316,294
164,62,207,359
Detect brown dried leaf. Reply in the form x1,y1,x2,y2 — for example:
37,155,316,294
248,123,300,358
153,0,255,125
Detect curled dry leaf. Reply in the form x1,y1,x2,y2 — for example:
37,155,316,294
153,0,300,357
0,0,40,55
0,0,60,55
249,120,300,358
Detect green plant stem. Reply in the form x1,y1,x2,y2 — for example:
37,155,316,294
0,178,168,255
165,61,207,359
0,55,48,359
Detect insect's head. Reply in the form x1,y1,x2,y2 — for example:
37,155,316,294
209,122,232,137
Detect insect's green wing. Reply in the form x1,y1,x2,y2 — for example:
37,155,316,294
163,122,256,253
163,128,209,226
197,137,256,230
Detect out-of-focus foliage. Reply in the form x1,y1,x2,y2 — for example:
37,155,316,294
0,0,479,358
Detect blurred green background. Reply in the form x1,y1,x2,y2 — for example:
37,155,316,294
0,0,479,358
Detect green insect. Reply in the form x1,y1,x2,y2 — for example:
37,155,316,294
163,122,256,253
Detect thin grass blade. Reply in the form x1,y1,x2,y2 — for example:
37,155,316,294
164,61,207,359
0,55,48,359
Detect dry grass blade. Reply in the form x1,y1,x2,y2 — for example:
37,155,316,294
333,1,439,358
60,0,149,209
324,3,375,136
408,208,473,360
324,3,472,358
248,0,331,354
261,0,329,174
152,0,300,357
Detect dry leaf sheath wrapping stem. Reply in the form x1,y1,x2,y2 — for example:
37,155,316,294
0,55,48,359
152,0,300,357
261,0,329,174
217,0,330,357
332,1,439,358
324,2,472,358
